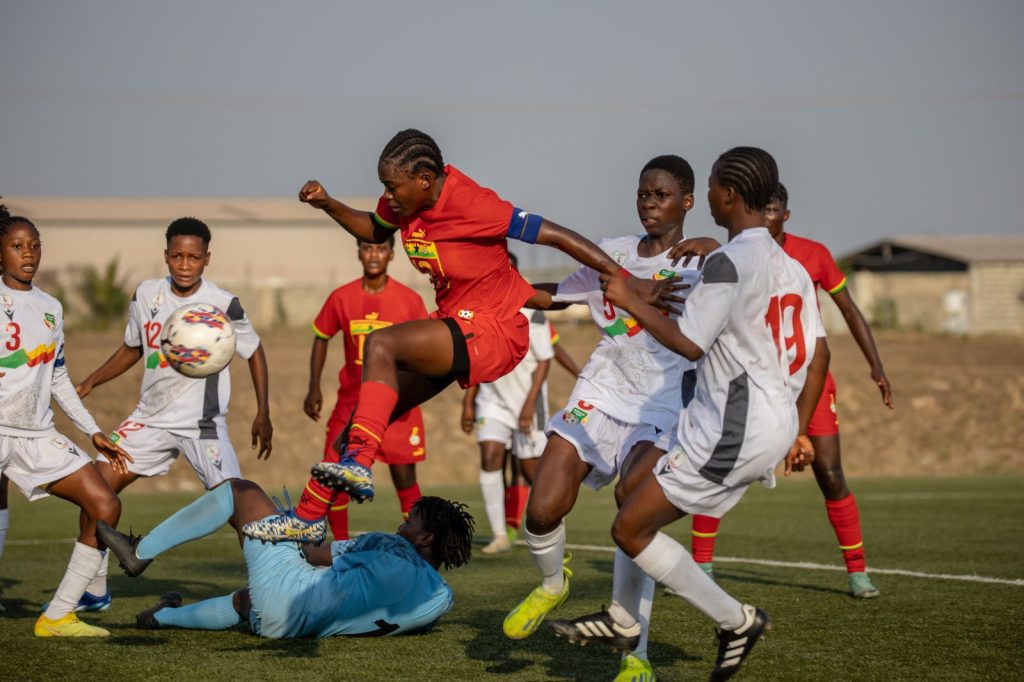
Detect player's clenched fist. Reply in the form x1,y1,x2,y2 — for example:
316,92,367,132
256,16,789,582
299,180,330,209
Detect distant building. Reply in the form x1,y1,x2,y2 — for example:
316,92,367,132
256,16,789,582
839,235,1024,335
5,196,431,328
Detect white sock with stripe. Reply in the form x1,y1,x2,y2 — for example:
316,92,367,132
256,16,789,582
44,542,103,620
523,520,566,593
479,469,507,540
632,531,745,630
609,548,654,659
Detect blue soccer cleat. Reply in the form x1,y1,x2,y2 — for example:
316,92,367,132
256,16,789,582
41,590,112,614
310,459,375,502
242,512,327,544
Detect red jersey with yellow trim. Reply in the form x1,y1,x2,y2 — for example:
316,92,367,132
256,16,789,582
313,277,428,400
372,165,536,320
780,233,847,296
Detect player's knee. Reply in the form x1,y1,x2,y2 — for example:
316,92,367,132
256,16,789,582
524,502,562,536
362,331,395,366
817,467,849,499
90,492,121,525
611,515,638,555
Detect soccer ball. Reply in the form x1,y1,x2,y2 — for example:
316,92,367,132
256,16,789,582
160,303,237,378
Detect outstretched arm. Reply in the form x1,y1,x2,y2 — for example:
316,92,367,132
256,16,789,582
830,288,893,408
76,343,143,397
247,344,273,460
600,273,704,361
524,283,572,311
299,181,396,244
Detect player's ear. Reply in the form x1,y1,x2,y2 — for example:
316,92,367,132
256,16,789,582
415,531,434,550
417,171,434,190
682,193,695,211
783,209,791,223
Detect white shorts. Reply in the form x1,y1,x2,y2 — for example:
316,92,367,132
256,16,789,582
546,389,673,491
474,403,546,460
109,420,240,488
0,433,92,501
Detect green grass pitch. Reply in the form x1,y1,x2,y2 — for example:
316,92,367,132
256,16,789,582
1,475,1021,680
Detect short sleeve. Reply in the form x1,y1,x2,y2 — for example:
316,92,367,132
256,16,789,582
371,196,401,231
313,290,344,340
123,287,143,348
465,186,518,239
816,243,847,295
528,311,555,362
553,266,599,304
227,297,261,359
676,252,740,352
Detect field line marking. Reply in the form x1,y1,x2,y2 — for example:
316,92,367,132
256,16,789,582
859,492,1023,501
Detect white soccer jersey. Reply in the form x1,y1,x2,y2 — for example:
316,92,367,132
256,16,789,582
670,229,798,487
553,235,701,426
476,309,554,420
124,278,260,437
770,249,826,400
0,283,99,438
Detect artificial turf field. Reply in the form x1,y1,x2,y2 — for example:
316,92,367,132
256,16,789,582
1,474,1021,681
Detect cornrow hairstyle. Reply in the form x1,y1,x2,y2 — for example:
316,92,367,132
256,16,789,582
413,496,475,570
641,154,695,195
166,216,212,246
713,147,779,212
0,198,9,220
0,214,39,240
379,129,445,178
770,182,789,208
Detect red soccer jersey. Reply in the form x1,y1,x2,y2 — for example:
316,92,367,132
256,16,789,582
781,232,848,296
312,277,429,399
372,165,537,320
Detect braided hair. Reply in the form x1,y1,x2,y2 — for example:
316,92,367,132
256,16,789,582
0,198,9,220
641,155,695,195
770,182,789,209
712,147,778,212
379,129,445,177
0,214,39,240
412,496,475,570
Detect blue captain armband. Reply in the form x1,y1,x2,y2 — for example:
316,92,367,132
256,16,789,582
507,208,543,244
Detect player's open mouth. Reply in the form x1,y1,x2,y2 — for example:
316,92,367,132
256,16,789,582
20,264,37,273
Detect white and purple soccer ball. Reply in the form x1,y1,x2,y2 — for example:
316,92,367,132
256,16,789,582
160,303,237,378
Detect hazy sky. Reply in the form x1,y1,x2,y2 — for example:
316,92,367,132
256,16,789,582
2,1,1022,265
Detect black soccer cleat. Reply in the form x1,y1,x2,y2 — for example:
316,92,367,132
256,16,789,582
96,520,153,578
136,592,183,630
548,609,641,653
710,604,771,681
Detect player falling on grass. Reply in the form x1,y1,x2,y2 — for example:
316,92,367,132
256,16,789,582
567,147,826,681
303,235,430,541
245,128,666,544
96,480,473,638
0,214,133,637
71,217,271,611
461,254,554,554
503,155,704,682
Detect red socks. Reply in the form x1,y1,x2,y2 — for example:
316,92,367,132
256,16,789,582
348,382,399,468
504,485,530,529
396,483,422,519
327,494,350,540
691,515,721,564
295,478,335,523
825,494,867,573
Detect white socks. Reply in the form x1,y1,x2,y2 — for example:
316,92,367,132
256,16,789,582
479,469,507,539
633,532,745,630
609,548,655,659
524,520,566,593
86,550,109,596
44,542,103,620
0,508,8,564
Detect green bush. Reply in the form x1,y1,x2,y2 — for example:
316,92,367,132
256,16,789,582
78,257,131,329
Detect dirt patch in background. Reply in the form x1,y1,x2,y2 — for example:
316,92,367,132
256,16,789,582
54,327,1024,493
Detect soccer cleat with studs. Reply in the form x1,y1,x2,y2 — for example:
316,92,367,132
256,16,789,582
34,612,109,637
710,604,770,681
615,654,656,682
848,572,880,599
136,592,184,630
548,609,641,653
310,459,375,502
96,520,153,577
503,554,573,640
241,512,327,545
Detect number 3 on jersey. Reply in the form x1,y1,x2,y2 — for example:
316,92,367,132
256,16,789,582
764,294,806,375
4,322,20,351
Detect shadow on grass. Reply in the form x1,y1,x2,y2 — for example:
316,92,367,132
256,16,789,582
715,567,848,597
217,637,321,658
106,634,171,646
452,608,698,679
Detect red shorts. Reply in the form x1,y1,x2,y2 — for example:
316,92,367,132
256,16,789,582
807,372,839,437
440,310,529,389
324,400,426,465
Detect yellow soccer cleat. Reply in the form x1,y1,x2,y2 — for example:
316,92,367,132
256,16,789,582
34,612,110,637
615,654,656,682
503,554,572,640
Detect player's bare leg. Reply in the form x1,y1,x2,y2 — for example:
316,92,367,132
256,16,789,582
479,440,511,554
503,435,589,639
811,434,878,598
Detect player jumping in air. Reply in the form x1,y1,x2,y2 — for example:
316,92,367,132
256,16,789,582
685,183,890,598
97,480,473,638
245,128,665,544
0,214,133,637
71,217,271,611
579,147,826,680
502,155,704,682
303,235,430,540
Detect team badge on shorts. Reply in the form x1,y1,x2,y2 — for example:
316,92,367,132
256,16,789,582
562,400,594,425
50,436,69,449
206,444,222,470
408,427,422,447
457,309,474,321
